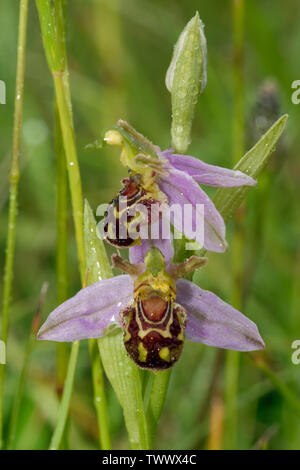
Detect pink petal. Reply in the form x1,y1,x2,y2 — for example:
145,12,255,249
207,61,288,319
38,275,133,342
176,279,265,351
159,168,227,253
129,238,174,266
161,151,257,187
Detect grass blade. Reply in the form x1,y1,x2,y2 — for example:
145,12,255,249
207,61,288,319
0,0,29,449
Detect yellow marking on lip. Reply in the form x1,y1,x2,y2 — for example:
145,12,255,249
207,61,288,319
123,311,132,342
177,328,184,342
138,341,148,362
159,347,171,362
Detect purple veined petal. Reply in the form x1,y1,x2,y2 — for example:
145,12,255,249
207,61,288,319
129,241,151,265
38,275,133,342
129,237,174,267
159,167,227,253
161,151,257,187
176,279,265,351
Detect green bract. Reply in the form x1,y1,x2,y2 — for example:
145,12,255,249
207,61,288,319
166,12,207,154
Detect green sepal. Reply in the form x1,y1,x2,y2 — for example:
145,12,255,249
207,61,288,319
214,114,288,222
113,120,158,160
194,114,288,264
144,247,166,277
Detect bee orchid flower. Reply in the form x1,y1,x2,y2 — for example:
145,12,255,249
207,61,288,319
101,120,256,253
38,248,264,370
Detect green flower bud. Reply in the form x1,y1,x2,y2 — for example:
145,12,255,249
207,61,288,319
166,12,207,154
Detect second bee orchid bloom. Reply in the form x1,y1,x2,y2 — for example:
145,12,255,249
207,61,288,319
38,248,264,370
102,121,256,253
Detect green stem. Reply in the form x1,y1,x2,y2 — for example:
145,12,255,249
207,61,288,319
0,0,29,450
36,0,85,280
232,0,245,163
83,202,111,450
99,333,149,450
36,0,87,450
88,339,111,449
146,370,171,444
52,71,85,280
6,283,48,450
49,341,80,450
224,0,245,450
224,350,240,449
39,2,112,450
251,355,300,419
6,328,35,449
54,102,70,449
55,104,69,399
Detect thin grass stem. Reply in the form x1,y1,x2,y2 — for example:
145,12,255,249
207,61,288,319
6,283,48,449
49,340,80,450
36,2,113,449
0,0,29,449
55,103,69,400
250,354,300,419
146,370,171,445
35,1,91,450
224,0,245,450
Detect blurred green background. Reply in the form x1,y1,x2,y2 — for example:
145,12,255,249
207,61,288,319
1,0,300,449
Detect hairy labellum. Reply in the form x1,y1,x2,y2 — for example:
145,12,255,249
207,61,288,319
119,259,187,370
120,297,186,370
103,173,163,248
37,245,266,365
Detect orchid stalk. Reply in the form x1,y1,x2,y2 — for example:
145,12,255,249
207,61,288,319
36,0,85,279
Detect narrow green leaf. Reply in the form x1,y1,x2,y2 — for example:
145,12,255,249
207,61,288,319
84,200,150,450
35,0,59,71
99,330,150,450
214,114,288,222
146,369,171,443
49,341,80,450
84,200,111,449
84,199,112,281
